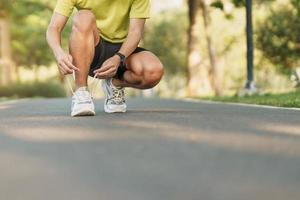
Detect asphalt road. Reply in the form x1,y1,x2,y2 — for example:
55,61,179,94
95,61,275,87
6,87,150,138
0,98,300,200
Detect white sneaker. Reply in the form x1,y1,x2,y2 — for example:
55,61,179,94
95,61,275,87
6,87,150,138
71,87,95,117
102,79,127,113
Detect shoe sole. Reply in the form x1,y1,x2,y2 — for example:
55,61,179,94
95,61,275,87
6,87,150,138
104,102,127,113
71,109,96,117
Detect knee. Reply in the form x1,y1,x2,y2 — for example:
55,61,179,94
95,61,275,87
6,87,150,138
142,62,164,89
72,10,96,33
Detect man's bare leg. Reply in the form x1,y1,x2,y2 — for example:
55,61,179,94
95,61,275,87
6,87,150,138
113,51,164,89
69,10,100,89
100,49,163,113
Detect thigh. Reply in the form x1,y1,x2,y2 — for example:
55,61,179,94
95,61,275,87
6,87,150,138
126,51,162,75
71,10,100,47
93,28,100,47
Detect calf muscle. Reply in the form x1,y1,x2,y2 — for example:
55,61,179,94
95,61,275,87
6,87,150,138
69,10,99,88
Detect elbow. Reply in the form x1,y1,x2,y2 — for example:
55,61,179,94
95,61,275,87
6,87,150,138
46,25,53,43
46,25,60,44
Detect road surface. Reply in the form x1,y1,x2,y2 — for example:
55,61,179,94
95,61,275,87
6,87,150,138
0,98,300,200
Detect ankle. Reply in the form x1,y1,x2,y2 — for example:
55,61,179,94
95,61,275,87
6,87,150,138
111,78,123,88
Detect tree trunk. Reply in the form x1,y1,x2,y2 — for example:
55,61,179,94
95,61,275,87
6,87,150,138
200,0,223,96
187,0,213,97
0,17,16,85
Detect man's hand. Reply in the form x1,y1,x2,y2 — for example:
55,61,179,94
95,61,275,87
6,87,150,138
55,50,79,75
94,55,121,79
46,13,79,75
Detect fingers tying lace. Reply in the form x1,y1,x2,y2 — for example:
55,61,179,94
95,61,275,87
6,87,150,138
66,70,99,98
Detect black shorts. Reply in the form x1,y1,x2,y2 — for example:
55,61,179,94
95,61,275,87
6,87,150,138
89,37,147,79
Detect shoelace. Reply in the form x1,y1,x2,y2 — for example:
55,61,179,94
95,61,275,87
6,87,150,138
109,86,125,104
66,71,125,104
66,70,99,99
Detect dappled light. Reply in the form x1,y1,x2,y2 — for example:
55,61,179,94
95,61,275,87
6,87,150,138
0,104,12,110
112,119,300,158
1,127,103,142
260,124,300,137
1,107,300,158
0,99,27,110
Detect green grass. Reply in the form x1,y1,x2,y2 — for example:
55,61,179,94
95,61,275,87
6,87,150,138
202,90,300,108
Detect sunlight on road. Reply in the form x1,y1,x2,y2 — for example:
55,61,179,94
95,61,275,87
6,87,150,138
2,118,300,158
0,100,21,110
113,120,300,158
0,99,28,110
0,104,12,110
262,124,300,136
1,127,124,142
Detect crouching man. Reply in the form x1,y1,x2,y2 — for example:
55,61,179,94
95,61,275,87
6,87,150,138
46,0,164,116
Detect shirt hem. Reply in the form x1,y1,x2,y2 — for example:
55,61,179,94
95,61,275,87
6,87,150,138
54,9,72,17
99,33,126,43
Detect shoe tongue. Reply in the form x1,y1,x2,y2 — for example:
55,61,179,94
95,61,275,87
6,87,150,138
77,87,88,91
75,87,90,98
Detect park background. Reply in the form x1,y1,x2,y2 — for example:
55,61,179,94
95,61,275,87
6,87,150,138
0,0,300,107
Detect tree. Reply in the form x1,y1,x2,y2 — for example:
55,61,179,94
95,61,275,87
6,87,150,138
256,0,300,73
0,0,64,83
144,11,187,77
200,0,222,96
187,0,214,96
11,1,55,68
0,0,16,85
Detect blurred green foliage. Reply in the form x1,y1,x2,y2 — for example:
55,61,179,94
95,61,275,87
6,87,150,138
256,0,300,73
142,10,189,97
0,81,66,98
0,0,12,16
1,0,71,69
144,11,188,76
1,0,299,97
211,0,273,9
10,1,54,68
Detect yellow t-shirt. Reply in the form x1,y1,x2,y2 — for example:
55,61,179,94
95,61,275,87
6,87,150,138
54,0,150,43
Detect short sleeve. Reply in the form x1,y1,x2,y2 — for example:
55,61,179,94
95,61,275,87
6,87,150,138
130,0,150,19
54,0,75,17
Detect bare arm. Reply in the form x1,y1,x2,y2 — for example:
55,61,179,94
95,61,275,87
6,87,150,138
119,18,145,57
94,18,145,78
46,12,79,75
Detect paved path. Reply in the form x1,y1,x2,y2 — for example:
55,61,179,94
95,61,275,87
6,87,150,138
0,98,300,200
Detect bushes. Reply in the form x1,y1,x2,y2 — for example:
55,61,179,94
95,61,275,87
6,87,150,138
143,10,188,76
0,81,66,98
255,2,300,73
